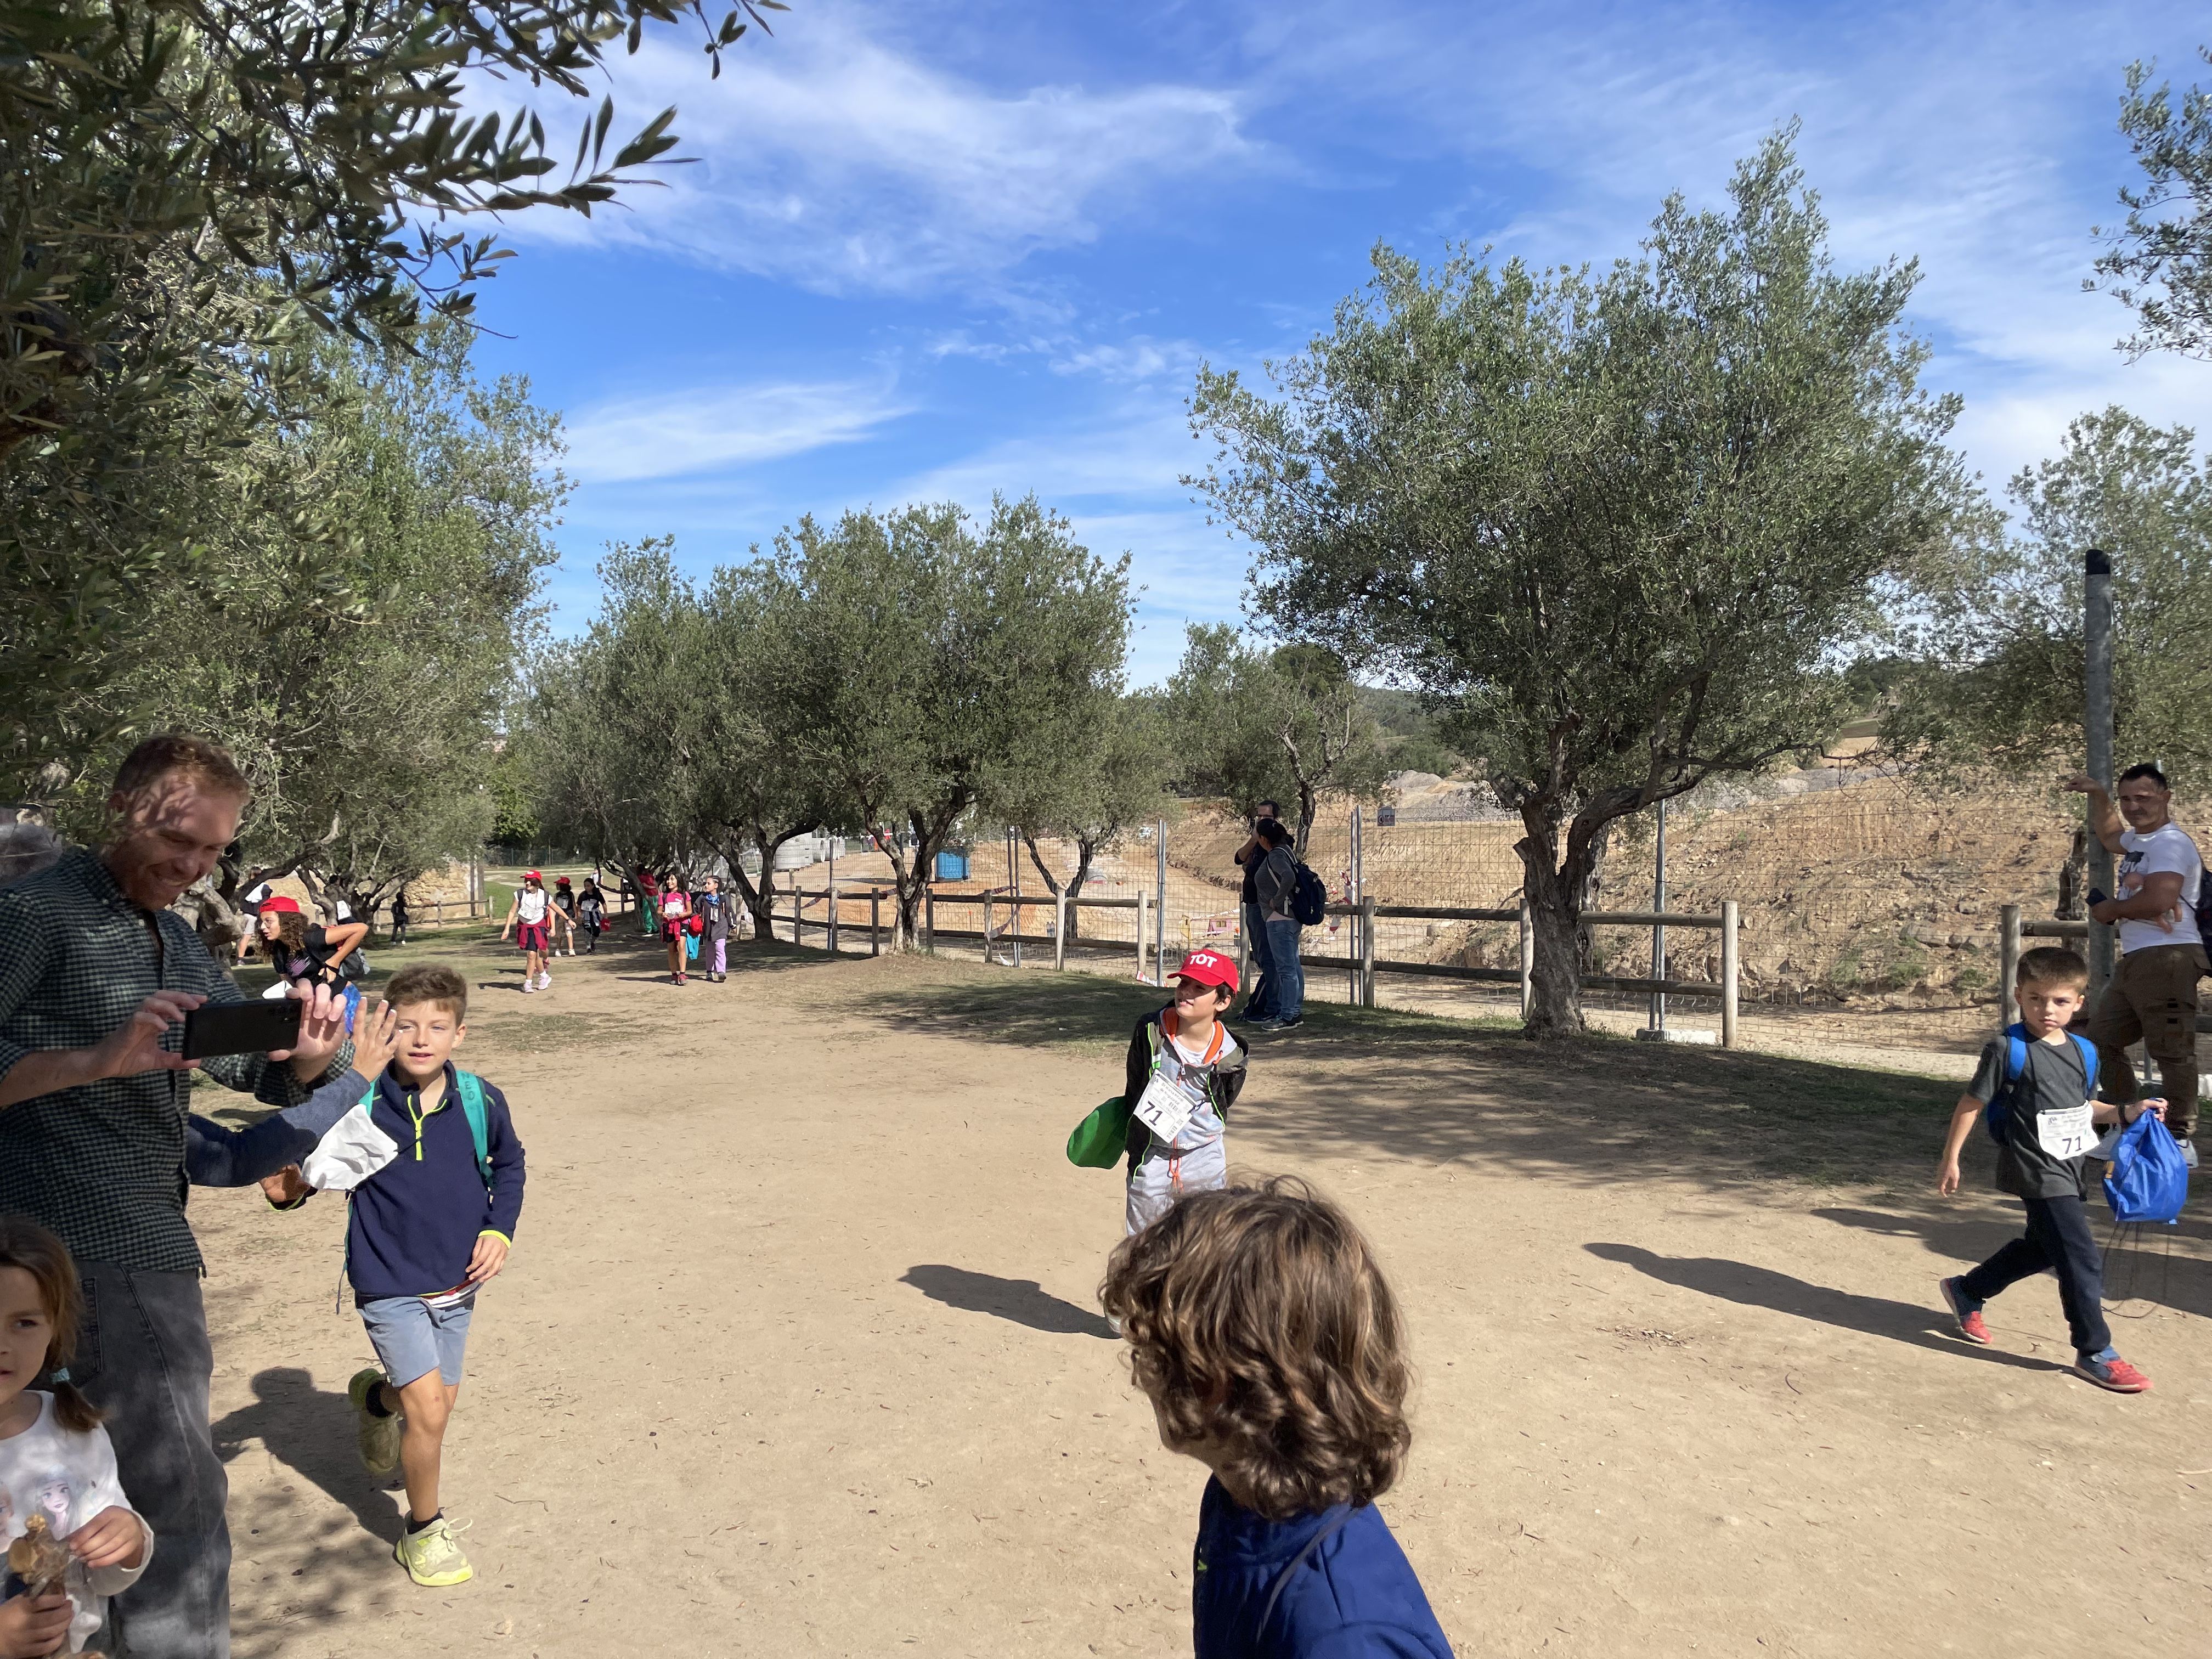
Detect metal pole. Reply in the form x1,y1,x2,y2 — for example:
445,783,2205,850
1055,888,1068,971
1999,903,2021,1031
1650,798,1668,1035
1348,807,1362,1003
1720,900,1739,1049
1154,818,1167,985
1008,828,1022,969
1359,894,1376,1008
2085,546,2117,1001
1517,899,1533,1020
871,888,881,957
1137,888,1150,984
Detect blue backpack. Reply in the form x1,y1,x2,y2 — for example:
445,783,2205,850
2103,1110,2190,1224
1983,1022,2097,1145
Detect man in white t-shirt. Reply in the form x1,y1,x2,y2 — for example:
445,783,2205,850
2068,765,2207,1143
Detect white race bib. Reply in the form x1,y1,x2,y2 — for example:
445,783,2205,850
1132,1068,1206,1145
2036,1104,2095,1161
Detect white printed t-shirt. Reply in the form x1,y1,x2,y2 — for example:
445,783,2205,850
2116,823,2204,955
0,1392,153,1652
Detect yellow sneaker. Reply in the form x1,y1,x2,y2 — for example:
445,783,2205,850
348,1369,400,1475
393,1516,472,1587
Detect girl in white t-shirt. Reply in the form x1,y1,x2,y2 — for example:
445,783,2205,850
0,1218,153,1656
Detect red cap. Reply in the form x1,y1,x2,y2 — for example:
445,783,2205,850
525,870,543,882
261,895,301,915
1176,948,1239,992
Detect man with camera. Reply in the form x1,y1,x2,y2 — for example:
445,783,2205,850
0,734,354,1659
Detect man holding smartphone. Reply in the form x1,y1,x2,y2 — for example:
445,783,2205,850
0,734,354,1659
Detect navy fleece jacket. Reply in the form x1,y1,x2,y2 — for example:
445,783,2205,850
1192,1477,1454,1659
296,1062,526,1302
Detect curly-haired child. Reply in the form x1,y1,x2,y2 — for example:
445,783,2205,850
1100,1178,1454,1658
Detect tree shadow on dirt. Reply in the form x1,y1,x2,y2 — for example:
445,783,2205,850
212,1367,401,1545
842,964,1960,1190
899,1265,1116,1339
1810,1204,2212,1321
1583,1243,2063,1373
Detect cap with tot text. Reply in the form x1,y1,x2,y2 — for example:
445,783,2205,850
1177,948,1239,993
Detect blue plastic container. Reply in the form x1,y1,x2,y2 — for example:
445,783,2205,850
934,850,970,881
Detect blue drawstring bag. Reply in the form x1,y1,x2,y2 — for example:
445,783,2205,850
2103,1111,2190,1225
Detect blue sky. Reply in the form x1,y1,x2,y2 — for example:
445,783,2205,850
466,0,2210,687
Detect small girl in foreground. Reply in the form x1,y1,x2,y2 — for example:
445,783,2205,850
1101,1179,1454,1659
0,1217,153,1657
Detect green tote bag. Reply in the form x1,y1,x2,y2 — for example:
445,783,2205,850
1065,1096,1132,1168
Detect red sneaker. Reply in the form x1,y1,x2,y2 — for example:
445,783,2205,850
1939,1277,1990,1345
2071,1350,2152,1393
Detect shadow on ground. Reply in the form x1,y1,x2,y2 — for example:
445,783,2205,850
1811,1203,2212,1321
213,1366,400,1544
899,1265,1116,1339
838,960,1961,1190
1583,1243,2063,1373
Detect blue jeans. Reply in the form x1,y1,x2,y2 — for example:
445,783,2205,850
1960,1193,2109,1355
1265,918,1305,1022
1242,900,1276,1018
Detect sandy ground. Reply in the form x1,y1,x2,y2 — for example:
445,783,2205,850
198,930,2212,1658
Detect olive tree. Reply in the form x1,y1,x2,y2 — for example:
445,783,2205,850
1191,133,1971,1036
2096,47,2212,359
751,496,1132,946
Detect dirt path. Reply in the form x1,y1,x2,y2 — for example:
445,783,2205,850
199,933,2212,1657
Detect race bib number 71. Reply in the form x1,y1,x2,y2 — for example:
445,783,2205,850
2036,1104,2095,1161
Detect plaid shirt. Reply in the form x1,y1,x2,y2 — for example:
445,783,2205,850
0,847,353,1273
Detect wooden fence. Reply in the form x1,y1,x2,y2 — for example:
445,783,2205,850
779,885,1741,1047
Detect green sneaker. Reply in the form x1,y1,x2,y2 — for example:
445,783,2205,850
393,1516,472,1587
348,1368,400,1475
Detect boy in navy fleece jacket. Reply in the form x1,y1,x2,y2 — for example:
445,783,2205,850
275,963,525,1589
1101,1178,1453,1659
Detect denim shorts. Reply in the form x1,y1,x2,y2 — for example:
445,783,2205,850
359,1292,476,1388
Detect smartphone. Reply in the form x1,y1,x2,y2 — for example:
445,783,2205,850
182,998,302,1060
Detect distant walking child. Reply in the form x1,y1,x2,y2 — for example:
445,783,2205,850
0,1217,154,1657
702,877,730,981
499,871,554,993
1122,949,1249,1236
270,963,526,1586
1936,946,2162,1393
575,879,606,954
388,889,410,945
1099,1179,1454,1659
657,874,692,985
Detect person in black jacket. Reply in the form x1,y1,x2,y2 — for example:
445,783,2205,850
1121,949,1250,1236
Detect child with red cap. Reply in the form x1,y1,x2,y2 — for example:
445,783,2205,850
1120,948,1251,1235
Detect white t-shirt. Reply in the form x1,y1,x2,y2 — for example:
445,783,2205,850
2116,823,2204,955
0,1392,153,1652
516,889,549,924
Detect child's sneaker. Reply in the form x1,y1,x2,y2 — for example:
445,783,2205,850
519,979,535,994
1938,1277,1990,1345
348,1368,400,1474
393,1516,473,1587
2070,1348,2153,1393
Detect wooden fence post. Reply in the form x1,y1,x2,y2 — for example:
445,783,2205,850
871,889,882,958
1137,889,1150,983
1360,895,1376,1008
1055,890,1068,972
1999,904,2021,1033
1720,900,1739,1049
827,887,839,957
1517,900,1533,1020
982,894,995,963
924,886,935,955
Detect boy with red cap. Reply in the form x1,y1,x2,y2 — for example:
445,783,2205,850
1121,949,1251,1234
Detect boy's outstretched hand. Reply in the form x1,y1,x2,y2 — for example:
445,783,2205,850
348,998,402,1080
465,1233,509,1285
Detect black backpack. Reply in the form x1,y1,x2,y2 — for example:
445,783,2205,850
1290,861,1328,927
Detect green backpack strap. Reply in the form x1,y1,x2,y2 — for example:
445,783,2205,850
454,1070,493,1194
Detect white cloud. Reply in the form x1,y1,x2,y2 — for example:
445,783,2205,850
505,10,1255,294
562,379,912,483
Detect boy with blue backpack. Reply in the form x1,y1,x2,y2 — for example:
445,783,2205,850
1935,946,2162,1393
266,962,526,1584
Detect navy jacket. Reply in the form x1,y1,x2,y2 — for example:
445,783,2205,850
1193,1478,1454,1659
297,1062,526,1302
